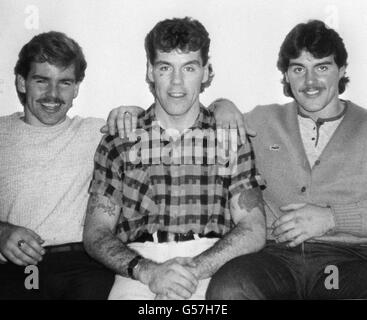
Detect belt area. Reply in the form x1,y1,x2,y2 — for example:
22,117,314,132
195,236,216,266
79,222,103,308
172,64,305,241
45,242,85,254
133,230,221,243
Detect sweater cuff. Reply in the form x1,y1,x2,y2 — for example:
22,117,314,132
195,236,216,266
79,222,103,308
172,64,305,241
330,203,363,234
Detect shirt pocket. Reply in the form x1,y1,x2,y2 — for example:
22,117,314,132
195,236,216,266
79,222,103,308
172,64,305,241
122,166,154,219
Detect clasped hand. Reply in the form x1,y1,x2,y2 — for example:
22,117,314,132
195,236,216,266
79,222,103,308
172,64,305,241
143,257,198,300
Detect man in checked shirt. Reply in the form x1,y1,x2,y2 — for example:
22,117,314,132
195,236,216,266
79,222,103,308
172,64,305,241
83,17,266,300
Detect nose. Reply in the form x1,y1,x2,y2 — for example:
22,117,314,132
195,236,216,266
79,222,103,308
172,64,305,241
305,69,317,85
46,83,59,98
171,69,183,85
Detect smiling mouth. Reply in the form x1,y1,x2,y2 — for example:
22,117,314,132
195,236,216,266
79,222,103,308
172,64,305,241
40,102,62,112
302,88,323,97
168,92,186,98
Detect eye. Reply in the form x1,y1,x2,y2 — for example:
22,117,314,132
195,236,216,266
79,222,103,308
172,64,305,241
158,65,170,72
317,65,328,72
60,80,73,86
292,66,304,74
184,65,196,72
35,79,47,84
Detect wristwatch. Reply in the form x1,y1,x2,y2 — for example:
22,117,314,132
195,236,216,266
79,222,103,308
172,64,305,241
127,255,143,280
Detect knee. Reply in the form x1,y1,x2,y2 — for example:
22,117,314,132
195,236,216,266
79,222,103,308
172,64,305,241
206,256,263,300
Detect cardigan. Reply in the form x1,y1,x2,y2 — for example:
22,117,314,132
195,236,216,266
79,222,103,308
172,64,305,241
246,100,367,244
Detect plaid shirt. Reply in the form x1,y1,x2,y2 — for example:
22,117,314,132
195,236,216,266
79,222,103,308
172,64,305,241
89,104,265,242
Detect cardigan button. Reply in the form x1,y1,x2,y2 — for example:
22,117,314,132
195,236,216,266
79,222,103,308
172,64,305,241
315,160,320,166
301,186,306,193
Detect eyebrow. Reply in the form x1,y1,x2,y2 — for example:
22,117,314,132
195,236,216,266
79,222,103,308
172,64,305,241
289,61,334,67
31,75,76,82
154,60,202,66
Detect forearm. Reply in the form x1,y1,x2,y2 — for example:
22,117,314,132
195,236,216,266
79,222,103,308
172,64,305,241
83,193,155,278
84,227,144,277
192,218,265,279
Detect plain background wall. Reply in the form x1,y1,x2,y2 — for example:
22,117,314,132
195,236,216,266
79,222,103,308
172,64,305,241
1,0,367,119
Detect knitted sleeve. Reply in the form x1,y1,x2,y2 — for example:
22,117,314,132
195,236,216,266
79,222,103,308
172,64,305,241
331,200,367,236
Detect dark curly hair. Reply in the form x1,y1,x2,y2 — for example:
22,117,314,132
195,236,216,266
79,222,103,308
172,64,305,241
277,20,349,98
145,17,214,94
14,31,87,106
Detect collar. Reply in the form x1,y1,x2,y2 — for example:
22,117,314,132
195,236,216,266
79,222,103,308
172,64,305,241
139,103,214,131
297,100,348,125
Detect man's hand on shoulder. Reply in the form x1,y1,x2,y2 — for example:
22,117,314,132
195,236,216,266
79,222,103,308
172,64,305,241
0,222,45,266
100,105,144,138
208,98,257,144
272,203,336,247
137,256,199,300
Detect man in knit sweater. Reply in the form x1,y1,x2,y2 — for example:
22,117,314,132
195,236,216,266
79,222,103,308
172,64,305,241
205,20,367,299
0,31,119,299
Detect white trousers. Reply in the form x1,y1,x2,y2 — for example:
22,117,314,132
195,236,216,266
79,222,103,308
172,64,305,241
108,237,219,300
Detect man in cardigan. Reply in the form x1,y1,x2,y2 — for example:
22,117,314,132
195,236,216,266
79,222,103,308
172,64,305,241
206,20,367,299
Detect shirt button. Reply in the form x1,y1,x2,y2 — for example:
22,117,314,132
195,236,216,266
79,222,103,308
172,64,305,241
301,186,307,193
315,160,320,166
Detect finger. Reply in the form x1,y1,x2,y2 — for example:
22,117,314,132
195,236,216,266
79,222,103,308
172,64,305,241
280,203,306,212
4,251,28,266
272,213,295,228
107,109,118,136
169,282,193,299
222,124,229,156
165,289,186,300
216,120,223,129
0,253,8,264
116,111,126,139
243,118,257,137
287,233,309,247
276,228,303,244
100,124,108,134
132,113,138,131
25,228,45,245
170,265,198,289
272,220,296,237
13,246,39,265
229,120,238,154
18,241,44,262
23,232,46,255
125,105,145,116
237,118,247,145
6,247,35,266
174,257,197,268
124,112,132,136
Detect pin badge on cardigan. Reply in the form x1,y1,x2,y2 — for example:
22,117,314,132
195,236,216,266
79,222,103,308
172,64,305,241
269,144,281,151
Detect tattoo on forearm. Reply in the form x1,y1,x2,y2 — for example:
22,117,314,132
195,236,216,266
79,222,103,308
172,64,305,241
238,188,263,212
87,194,118,217
88,228,136,277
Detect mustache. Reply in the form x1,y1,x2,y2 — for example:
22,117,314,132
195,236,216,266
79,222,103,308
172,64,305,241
36,97,65,104
299,86,325,93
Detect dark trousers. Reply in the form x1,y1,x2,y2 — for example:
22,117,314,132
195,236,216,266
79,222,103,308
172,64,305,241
0,244,114,300
206,241,367,300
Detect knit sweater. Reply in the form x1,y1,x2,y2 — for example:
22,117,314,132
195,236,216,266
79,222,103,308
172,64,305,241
246,100,367,244
0,113,104,246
